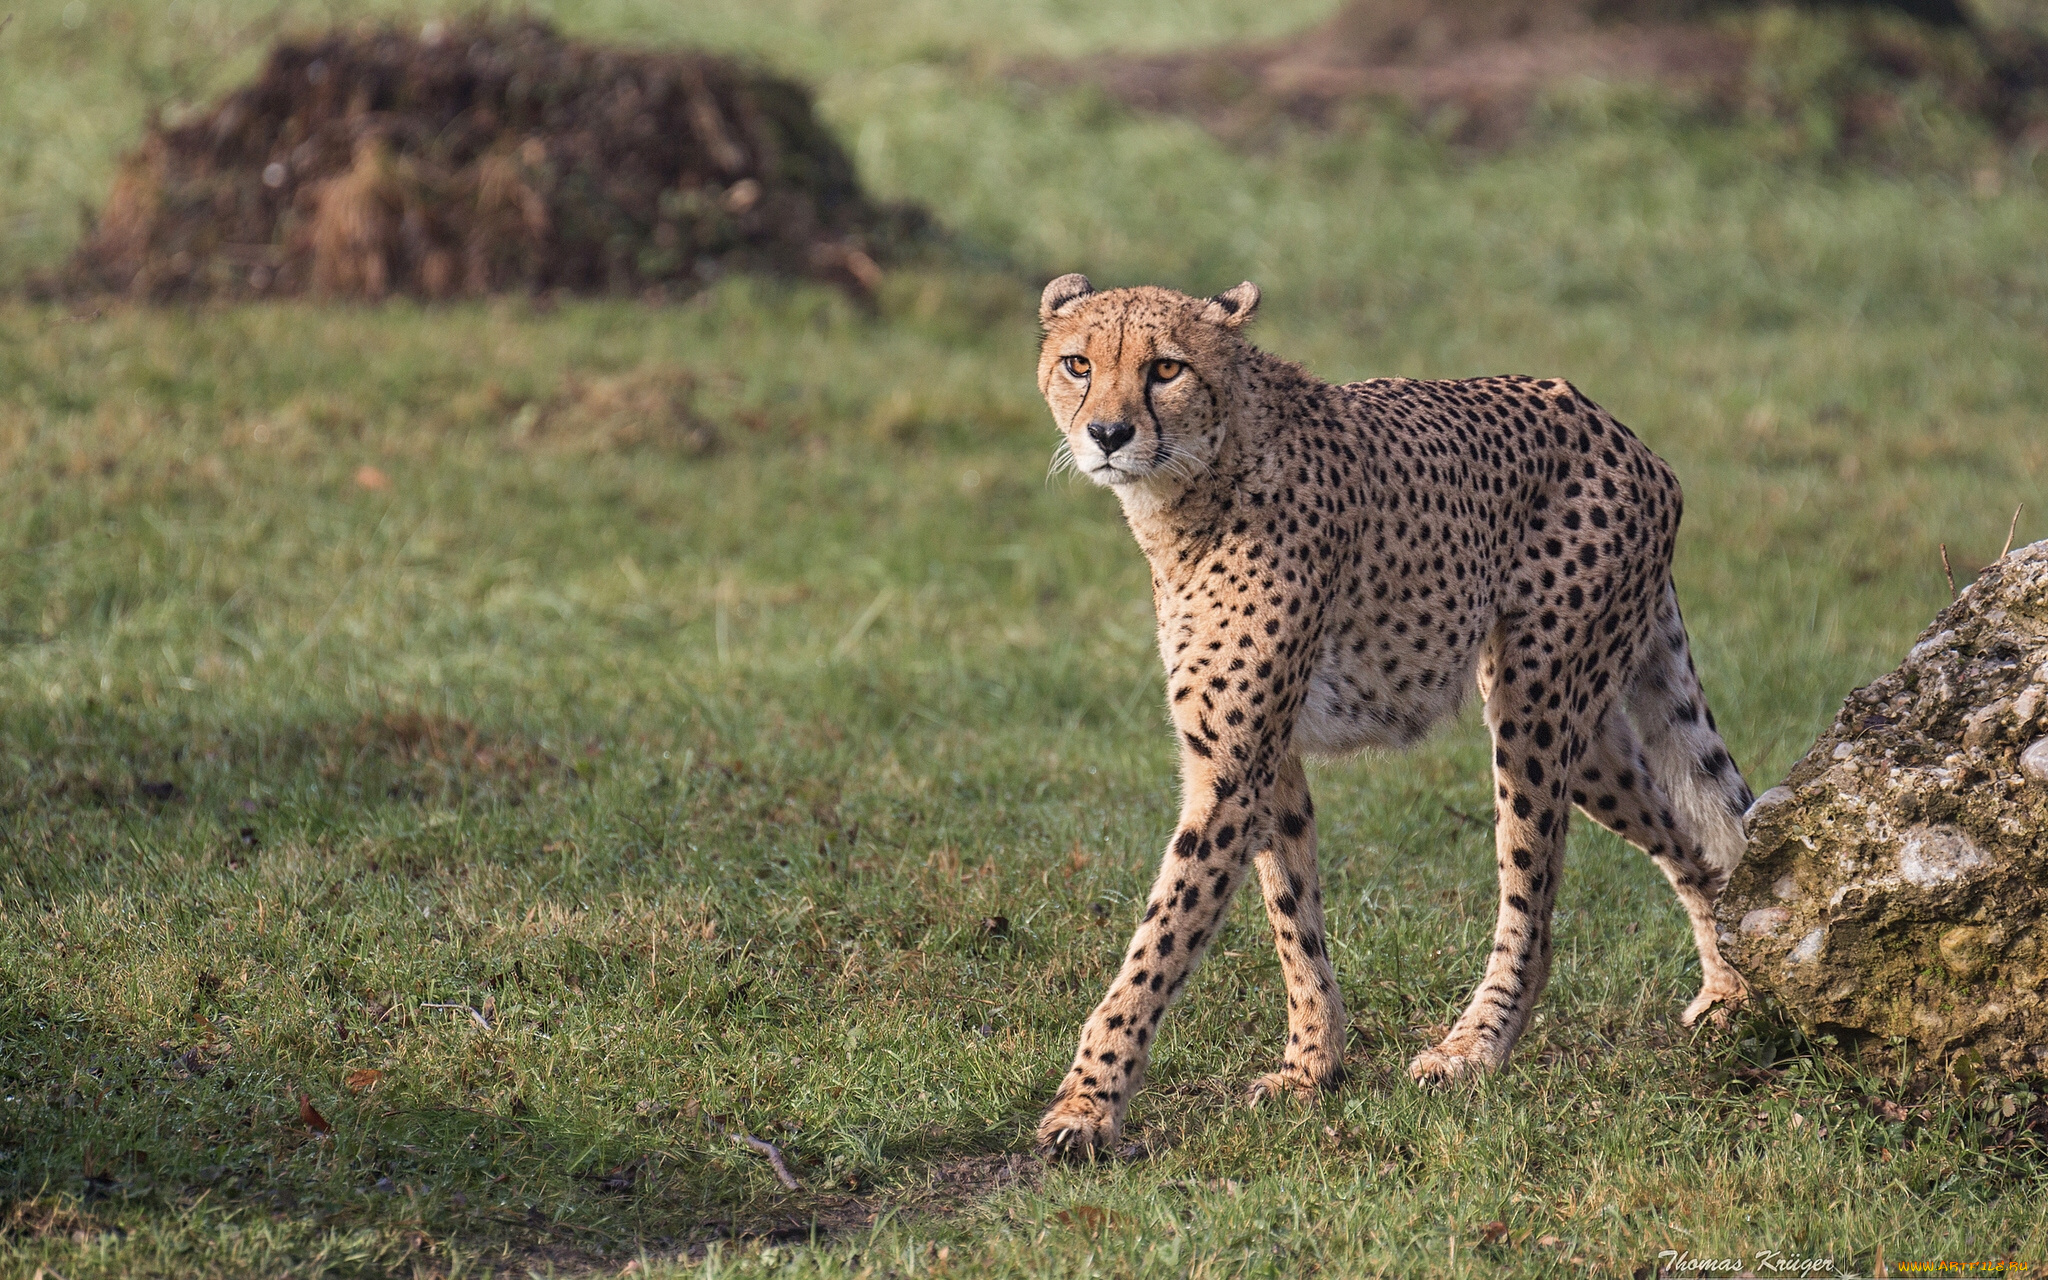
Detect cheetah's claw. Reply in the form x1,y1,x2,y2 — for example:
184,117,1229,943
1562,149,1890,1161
1035,1098,1121,1160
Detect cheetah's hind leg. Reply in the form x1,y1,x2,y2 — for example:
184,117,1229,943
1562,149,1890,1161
1575,584,1753,1026
1637,585,1752,1024
1407,626,1581,1086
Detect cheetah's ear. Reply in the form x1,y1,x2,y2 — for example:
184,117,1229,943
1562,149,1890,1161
1201,281,1260,328
1039,273,1094,324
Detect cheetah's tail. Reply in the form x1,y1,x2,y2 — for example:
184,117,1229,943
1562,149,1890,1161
1626,583,1752,893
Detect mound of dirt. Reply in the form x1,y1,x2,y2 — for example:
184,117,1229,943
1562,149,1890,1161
1049,0,2048,152
58,19,924,302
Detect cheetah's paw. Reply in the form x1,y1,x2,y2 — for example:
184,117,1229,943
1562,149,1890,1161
1035,1096,1122,1160
1681,975,1748,1028
1247,1070,1316,1107
1407,1045,1494,1087
1247,1060,1344,1106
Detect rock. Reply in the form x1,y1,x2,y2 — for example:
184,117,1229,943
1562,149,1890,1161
1719,539,2048,1076
2023,736,2048,785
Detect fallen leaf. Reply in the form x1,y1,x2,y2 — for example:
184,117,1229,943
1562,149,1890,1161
298,1092,332,1134
1538,1234,1563,1248
343,1068,384,1093
353,464,391,491
1053,1204,1128,1235
1478,1220,1510,1245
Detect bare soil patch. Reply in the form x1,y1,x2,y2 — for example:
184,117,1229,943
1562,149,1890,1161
675,1152,1041,1260
328,710,574,803
1071,0,1744,145
53,19,925,303
1042,0,2048,151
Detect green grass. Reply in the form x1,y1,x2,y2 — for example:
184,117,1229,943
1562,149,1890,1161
4,0,2048,1275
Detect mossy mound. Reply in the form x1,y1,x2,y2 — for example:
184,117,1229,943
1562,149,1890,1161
58,19,924,302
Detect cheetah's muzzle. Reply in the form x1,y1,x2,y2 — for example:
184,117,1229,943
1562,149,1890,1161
1032,273,1752,1157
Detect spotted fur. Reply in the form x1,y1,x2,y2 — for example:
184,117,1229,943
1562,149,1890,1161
1032,275,1752,1157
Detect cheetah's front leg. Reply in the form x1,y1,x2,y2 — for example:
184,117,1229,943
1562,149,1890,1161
1246,754,1346,1104
1036,747,1273,1156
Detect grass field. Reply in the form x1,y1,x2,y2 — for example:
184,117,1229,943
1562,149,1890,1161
5,1,2048,1276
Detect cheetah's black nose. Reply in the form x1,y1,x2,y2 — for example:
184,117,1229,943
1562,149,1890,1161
1087,421,1135,456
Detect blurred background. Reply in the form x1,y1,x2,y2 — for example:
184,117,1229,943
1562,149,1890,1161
3,1,2046,1276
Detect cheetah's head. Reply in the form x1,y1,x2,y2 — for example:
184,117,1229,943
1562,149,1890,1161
1037,274,1260,490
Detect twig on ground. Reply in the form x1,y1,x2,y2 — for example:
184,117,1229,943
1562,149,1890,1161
729,1131,802,1190
2000,503,2025,560
420,1001,491,1031
1941,543,1957,600
1443,805,1487,829
706,1117,800,1190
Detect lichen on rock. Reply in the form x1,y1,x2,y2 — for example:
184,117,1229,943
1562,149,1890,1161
1718,538,2048,1076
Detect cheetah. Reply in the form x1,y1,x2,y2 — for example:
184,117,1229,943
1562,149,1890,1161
1031,274,1753,1156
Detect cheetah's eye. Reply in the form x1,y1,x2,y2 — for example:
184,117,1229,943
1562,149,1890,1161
1062,355,1091,378
1151,359,1184,382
